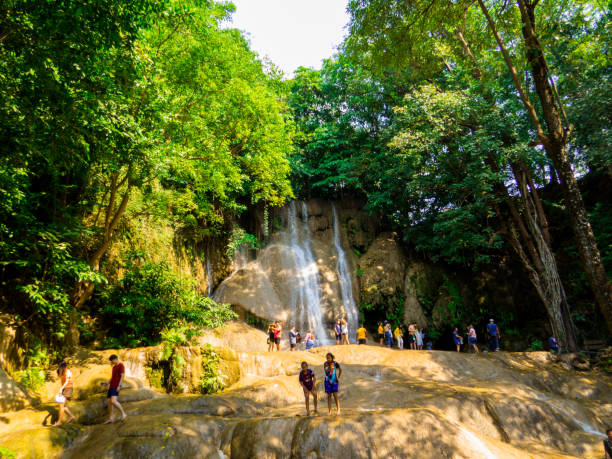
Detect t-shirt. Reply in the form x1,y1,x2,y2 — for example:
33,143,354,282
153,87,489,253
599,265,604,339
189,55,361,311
335,324,342,335
468,328,476,339
299,369,314,390
273,326,282,339
356,327,367,340
61,369,73,388
408,324,416,334
289,330,298,345
394,327,400,339
324,361,340,384
549,337,559,348
487,323,498,337
377,325,383,334
110,363,125,389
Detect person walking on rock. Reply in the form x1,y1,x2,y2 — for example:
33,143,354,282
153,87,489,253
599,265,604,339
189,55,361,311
356,324,367,344
486,319,501,352
53,360,75,426
324,353,342,415
102,354,127,424
299,361,318,416
467,325,479,353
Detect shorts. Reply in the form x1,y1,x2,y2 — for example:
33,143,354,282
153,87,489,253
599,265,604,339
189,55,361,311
269,332,275,341
303,383,314,392
107,387,120,398
335,334,341,341
62,387,73,401
358,339,366,345
274,337,281,344
324,380,338,394
290,342,296,349
378,333,384,341
468,337,477,345
454,338,461,345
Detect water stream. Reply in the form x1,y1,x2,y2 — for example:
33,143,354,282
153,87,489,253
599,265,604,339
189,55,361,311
206,258,213,297
332,203,359,341
286,201,329,344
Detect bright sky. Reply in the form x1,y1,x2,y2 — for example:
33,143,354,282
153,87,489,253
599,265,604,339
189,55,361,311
225,0,350,77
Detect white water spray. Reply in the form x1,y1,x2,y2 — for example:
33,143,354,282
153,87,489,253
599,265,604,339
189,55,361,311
206,258,214,297
332,203,359,341
286,201,329,344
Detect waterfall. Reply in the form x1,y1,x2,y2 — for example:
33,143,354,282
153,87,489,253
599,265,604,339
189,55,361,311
286,201,329,344
206,259,214,297
332,204,359,341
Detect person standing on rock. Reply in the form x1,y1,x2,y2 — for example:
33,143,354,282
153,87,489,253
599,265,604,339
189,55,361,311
289,326,298,351
305,330,315,350
384,322,393,348
102,354,127,424
323,353,342,415
486,319,501,352
377,322,384,345
299,361,318,416
267,322,276,352
604,428,612,459
53,360,76,426
408,323,417,350
453,327,462,352
467,325,479,353
273,321,282,351
356,324,367,344
335,320,342,345
340,318,349,345
416,327,424,350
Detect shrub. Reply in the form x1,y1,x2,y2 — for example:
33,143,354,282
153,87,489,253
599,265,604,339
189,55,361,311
98,260,236,347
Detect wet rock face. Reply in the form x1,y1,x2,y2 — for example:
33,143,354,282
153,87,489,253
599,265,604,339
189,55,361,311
2,323,611,459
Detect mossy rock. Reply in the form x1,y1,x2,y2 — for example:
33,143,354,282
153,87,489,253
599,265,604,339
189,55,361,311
0,425,84,459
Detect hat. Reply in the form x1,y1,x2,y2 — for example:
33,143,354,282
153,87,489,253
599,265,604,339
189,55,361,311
489,319,494,322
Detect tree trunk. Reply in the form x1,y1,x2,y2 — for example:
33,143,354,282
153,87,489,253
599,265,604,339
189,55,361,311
516,0,612,334
66,174,132,349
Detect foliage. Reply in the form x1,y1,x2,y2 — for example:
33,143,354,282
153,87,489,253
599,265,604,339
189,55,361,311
227,228,259,260
529,339,544,351
199,344,224,394
98,260,236,347
0,447,17,459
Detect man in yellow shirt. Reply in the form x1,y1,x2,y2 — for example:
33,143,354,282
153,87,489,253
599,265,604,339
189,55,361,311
356,324,367,345
393,326,403,349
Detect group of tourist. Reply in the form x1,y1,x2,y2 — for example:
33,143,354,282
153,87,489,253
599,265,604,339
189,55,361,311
51,354,127,426
452,319,499,353
377,321,426,350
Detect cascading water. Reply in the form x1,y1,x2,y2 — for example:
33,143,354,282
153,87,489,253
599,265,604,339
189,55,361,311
286,201,329,344
332,204,359,342
206,258,214,297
